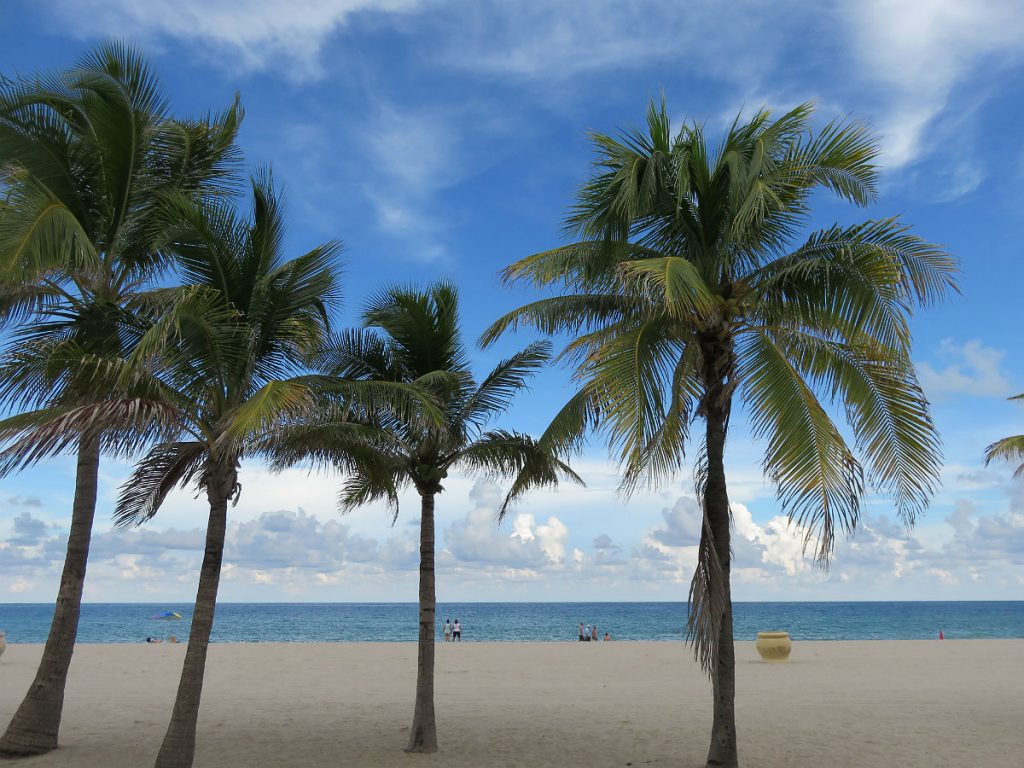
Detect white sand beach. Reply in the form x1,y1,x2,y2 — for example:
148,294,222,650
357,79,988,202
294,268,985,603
1,640,1022,767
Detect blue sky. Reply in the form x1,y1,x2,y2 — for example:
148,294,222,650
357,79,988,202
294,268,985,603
1,0,1022,603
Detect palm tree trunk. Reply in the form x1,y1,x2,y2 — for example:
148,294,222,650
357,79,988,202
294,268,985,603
154,458,236,768
701,341,737,768
406,490,438,753
0,434,101,757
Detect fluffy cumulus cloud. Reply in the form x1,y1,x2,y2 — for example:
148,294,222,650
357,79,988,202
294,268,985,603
443,481,571,573
918,338,1012,399
632,484,1024,597
4,468,1024,600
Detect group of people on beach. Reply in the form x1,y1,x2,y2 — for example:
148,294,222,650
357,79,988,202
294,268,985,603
578,622,611,642
442,618,462,642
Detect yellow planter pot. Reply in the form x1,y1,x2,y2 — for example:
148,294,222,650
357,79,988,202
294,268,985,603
756,631,791,662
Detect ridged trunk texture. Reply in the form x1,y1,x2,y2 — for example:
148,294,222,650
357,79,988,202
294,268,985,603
406,491,438,753
154,459,235,768
0,434,101,757
702,337,738,768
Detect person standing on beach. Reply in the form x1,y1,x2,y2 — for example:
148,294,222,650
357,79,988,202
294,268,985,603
578,622,585,641
453,619,462,642
443,619,452,643
591,625,598,642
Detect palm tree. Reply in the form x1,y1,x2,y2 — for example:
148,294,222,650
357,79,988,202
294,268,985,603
94,174,359,768
984,394,1024,476
484,101,957,767
268,282,582,753
0,42,240,757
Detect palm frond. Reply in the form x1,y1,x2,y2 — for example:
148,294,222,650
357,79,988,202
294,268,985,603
114,441,207,527
618,256,716,321
984,397,1024,480
685,516,727,676
0,398,183,475
765,326,940,524
480,293,629,348
453,429,584,520
738,330,864,562
459,341,551,426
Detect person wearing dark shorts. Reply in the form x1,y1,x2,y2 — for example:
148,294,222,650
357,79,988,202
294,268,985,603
453,619,462,641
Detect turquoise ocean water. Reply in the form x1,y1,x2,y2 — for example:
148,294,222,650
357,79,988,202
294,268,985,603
0,602,1021,643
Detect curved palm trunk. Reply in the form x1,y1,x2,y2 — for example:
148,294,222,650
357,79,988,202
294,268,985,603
154,460,235,768
0,434,101,757
406,491,438,753
702,341,737,768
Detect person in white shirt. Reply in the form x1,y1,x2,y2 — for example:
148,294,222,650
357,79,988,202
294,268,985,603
453,619,462,642
443,619,452,642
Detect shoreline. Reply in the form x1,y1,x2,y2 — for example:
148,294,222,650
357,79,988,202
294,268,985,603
2,640,1022,767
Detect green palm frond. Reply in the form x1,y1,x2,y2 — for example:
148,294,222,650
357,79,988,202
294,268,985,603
766,327,940,523
338,456,406,519
618,256,716,320
459,341,551,426
114,441,207,528
576,316,686,472
363,281,469,379
453,430,583,520
620,339,702,493
480,293,628,348
0,172,97,280
534,387,601,459
0,398,183,475
983,435,1024,478
738,330,864,562
984,394,1024,478
498,240,666,290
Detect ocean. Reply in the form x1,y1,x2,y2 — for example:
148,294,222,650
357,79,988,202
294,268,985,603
1,602,1021,644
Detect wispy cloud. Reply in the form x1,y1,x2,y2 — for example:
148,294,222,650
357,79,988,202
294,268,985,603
846,0,1024,168
50,0,424,80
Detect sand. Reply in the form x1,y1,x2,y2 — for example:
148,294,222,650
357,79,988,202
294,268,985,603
1,640,1022,767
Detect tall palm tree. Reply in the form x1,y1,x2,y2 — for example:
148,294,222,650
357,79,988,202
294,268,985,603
984,393,1024,476
484,101,957,767
268,282,582,753
0,42,240,757
99,174,356,768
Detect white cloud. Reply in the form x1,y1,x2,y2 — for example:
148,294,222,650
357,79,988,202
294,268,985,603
847,0,1024,167
918,338,1012,399
358,103,465,258
51,0,424,80
443,480,569,568
434,1,768,81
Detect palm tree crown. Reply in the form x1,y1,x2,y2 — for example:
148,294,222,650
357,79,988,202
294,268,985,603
274,282,581,517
